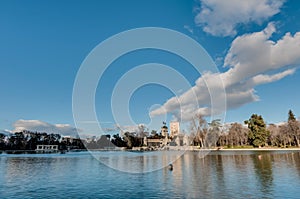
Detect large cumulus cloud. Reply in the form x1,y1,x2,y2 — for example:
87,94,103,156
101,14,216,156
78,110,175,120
150,23,300,122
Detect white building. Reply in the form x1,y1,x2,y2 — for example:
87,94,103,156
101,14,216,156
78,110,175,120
35,145,59,153
170,121,180,137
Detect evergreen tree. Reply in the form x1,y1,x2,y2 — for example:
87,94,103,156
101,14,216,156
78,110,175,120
244,114,269,147
287,110,300,146
288,109,296,122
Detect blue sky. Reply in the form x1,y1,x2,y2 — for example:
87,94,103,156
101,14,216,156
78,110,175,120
1,0,300,136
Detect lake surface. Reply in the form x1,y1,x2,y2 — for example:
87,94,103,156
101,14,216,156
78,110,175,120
0,150,300,198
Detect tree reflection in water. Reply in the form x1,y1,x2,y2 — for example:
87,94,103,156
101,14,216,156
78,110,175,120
251,153,274,196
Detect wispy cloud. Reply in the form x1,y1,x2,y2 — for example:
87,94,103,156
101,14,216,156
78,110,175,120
78,121,113,124
183,25,194,34
0,129,12,136
13,119,81,137
194,0,285,37
150,23,300,121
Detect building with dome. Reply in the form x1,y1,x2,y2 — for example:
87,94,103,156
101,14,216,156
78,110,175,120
161,122,168,138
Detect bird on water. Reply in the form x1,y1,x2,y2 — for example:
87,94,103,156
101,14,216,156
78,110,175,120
168,164,173,171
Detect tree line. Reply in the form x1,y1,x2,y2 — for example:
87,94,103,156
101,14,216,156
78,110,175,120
111,109,300,148
191,110,300,148
1,110,300,150
0,130,85,151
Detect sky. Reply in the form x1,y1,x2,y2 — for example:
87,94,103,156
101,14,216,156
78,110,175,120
1,0,300,137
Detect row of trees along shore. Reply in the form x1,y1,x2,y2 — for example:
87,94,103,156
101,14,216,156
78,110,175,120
191,110,300,148
0,131,86,151
1,110,300,150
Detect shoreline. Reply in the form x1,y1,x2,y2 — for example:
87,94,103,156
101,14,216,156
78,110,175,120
1,147,300,154
183,146,300,152
210,147,300,151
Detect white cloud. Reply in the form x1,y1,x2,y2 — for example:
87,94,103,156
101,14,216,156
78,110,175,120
150,24,300,122
248,68,296,87
13,119,81,137
0,129,12,136
194,0,284,37
183,25,194,34
223,23,300,84
115,123,147,134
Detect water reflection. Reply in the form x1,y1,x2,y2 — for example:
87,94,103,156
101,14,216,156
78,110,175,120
0,151,300,198
293,152,300,177
96,151,185,173
162,151,300,198
251,153,274,197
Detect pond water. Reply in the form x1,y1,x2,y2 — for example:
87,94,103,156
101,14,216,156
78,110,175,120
0,150,299,198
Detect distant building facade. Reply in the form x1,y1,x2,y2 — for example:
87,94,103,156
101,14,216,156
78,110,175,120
35,145,59,153
170,121,180,137
144,137,162,147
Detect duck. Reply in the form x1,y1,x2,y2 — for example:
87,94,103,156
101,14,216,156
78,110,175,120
168,164,173,171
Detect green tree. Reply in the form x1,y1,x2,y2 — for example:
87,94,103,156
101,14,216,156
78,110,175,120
111,134,127,147
287,110,300,147
245,114,269,147
288,109,296,122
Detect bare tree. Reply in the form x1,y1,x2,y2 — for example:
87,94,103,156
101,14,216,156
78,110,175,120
267,124,280,147
190,114,208,148
207,119,222,147
223,123,249,147
279,124,290,147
